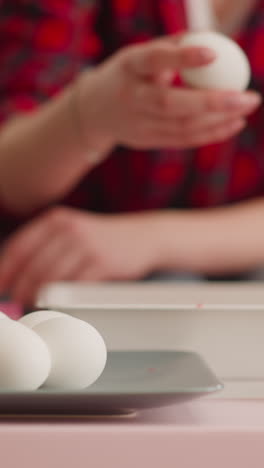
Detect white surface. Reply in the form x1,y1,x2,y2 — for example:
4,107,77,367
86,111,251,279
0,320,50,391
37,281,264,307
179,31,251,90
34,316,107,390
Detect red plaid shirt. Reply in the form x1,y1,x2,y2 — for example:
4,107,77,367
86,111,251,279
1,0,264,233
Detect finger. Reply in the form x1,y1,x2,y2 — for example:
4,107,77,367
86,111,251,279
149,111,246,137
125,41,216,77
179,113,246,138
185,118,246,148
163,118,246,149
137,118,246,150
10,235,70,303
11,239,90,305
0,215,55,293
136,84,261,118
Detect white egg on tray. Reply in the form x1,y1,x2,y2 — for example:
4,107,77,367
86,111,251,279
19,309,67,329
178,31,251,91
0,320,51,391
0,311,8,320
33,316,107,390
0,310,107,392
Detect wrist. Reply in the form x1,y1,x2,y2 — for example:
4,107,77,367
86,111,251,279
155,208,250,274
151,210,203,272
143,211,182,272
71,69,116,166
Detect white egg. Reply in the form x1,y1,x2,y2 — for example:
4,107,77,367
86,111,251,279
20,309,67,329
0,311,8,319
178,31,251,91
33,316,107,390
0,320,51,391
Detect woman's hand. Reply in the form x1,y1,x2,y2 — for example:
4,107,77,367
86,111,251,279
77,35,262,150
0,207,165,305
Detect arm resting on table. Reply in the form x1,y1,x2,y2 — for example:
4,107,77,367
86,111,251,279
158,198,264,274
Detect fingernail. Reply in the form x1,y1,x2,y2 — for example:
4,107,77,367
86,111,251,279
225,93,262,109
197,47,216,61
184,47,216,65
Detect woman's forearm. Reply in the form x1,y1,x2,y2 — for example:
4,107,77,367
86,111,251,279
0,72,112,215
159,199,264,274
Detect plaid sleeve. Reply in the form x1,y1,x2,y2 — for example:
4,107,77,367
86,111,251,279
0,0,102,228
0,0,102,124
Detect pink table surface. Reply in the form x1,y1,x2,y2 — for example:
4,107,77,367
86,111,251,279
1,400,264,468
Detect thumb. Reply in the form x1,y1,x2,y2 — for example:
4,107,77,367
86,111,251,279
125,39,216,79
